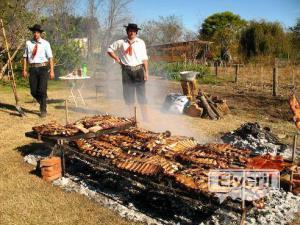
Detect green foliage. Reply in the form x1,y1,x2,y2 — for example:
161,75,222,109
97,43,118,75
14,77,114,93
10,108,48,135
199,11,246,60
240,20,290,59
290,18,300,59
51,41,83,76
200,11,246,39
149,62,211,81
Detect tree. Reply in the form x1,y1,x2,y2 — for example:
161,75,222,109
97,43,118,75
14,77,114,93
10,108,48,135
139,15,184,46
100,0,132,54
0,0,38,78
290,18,300,59
199,11,246,61
239,20,290,60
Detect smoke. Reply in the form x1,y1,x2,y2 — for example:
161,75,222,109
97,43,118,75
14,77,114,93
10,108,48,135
77,40,211,144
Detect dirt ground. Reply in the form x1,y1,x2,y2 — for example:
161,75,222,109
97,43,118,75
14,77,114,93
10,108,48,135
0,77,299,225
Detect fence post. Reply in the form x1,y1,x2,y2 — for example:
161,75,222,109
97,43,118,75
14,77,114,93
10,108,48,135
273,67,278,96
234,64,239,83
215,63,218,76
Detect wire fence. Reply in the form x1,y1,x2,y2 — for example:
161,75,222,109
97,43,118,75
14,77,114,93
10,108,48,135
208,64,300,97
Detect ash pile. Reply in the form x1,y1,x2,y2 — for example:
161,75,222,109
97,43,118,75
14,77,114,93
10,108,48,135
221,122,288,156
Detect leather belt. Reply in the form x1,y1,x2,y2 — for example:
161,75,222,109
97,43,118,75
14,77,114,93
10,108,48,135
29,62,48,68
122,64,143,71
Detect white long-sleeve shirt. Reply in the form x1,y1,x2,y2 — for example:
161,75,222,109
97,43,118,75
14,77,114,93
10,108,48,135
107,37,148,67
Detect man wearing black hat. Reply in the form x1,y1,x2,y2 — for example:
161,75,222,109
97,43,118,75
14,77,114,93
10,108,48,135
107,23,149,120
22,24,54,117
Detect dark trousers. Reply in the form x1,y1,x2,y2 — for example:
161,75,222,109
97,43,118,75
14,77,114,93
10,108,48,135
121,65,147,105
29,66,48,112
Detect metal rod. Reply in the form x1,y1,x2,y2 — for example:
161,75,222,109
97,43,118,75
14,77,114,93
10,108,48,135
240,207,246,225
240,170,246,225
290,170,294,192
292,134,297,163
65,100,69,125
61,147,66,177
134,106,137,127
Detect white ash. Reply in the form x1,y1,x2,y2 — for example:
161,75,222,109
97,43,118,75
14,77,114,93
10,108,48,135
52,174,300,225
204,190,300,225
221,123,289,156
52,176,167,225
23,149,50,166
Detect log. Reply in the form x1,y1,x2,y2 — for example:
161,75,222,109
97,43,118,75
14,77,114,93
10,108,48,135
198,91,218,120
203,93,222,119
185,103,203,117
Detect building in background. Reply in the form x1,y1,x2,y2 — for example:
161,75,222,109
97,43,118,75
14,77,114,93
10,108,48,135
148,40,213,64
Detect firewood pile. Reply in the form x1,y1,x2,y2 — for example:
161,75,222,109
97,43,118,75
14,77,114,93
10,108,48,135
32,115,135,137
185,90,230,119
178,79,230,119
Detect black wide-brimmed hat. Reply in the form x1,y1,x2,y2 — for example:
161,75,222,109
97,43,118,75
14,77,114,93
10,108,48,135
28,24,44,33
124,23,141,31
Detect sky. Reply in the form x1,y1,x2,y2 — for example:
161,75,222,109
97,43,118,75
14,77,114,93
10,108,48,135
128,0,300,31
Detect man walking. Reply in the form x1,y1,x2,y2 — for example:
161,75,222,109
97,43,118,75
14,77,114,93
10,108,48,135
107,23,149,120
22,24,54,117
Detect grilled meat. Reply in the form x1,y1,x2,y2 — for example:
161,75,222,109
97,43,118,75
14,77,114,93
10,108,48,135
32,115,135,137
32,121,80,136
74,138,128,159
116,160,163,176
74,115,135,130
289,94,300,130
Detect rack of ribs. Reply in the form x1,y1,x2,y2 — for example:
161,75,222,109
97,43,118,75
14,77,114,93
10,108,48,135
115,159,163,176
74,138,127,160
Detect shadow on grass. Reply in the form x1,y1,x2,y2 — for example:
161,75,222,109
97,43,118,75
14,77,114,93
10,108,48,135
16,143,53,176
54,105,105,115
16,142,52,157
24,98,65,104
0,102,40,116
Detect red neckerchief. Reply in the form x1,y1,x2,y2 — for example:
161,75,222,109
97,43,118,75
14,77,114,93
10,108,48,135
124,39,136,56
31,38,40,59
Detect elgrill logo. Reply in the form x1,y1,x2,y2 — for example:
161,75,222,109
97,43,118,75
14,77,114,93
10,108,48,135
208,169,280,203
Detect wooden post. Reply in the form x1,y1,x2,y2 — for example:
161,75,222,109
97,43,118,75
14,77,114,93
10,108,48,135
235,64,239,83
292,134,297,162
65,100,69,125
1,19,19,104
215,63,218,76
272,67,278,96
260,66,264,90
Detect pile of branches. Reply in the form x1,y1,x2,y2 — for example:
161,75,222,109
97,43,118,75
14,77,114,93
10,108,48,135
184,90,230,120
